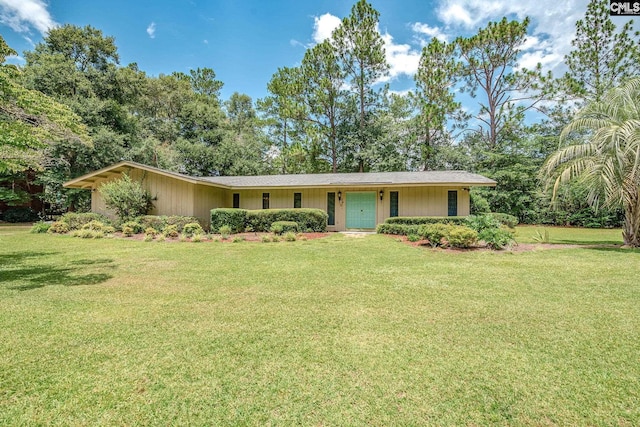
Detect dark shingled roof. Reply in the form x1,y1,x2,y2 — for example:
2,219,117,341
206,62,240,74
200,170,496,188
64,161,496,189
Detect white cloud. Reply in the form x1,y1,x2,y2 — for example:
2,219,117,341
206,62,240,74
0,0,57,35
411,22,449,42
312,13,341,43
438,3,474,28
146,22,156,39
433,0,597,76
381,32,421,82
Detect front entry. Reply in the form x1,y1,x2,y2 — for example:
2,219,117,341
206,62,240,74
346,192,376,229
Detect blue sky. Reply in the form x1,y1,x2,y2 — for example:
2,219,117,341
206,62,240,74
0,1,628,103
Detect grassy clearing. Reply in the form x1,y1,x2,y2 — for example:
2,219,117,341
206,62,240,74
514,225,623,245
1,227,639,425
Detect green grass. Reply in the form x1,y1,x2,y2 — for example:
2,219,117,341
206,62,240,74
1,227,639,425
514,225,624,245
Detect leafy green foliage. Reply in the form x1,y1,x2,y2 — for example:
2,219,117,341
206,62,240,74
245,209,327,232
385,216,468,226
98,174,153,222
270,221,299,235
218,225,232,239
182,222,204,238
375,223,420,236
478,227,515,250
417,223,452,247
406,234,421,243
30,221,51,233
47,221,69,234
120,221,143,235
563,0,640,102
210,208,247,233
542,78,640,246
161,224,179,238
60,212,110,230
70,229,104,239
1,207,38,223
445,226,478,248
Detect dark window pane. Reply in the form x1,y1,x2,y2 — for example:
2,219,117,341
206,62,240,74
233,193,240,209
327,192,335,226
294,192,302,209
448,190,457,216
390,191,399,217
262,193,269,210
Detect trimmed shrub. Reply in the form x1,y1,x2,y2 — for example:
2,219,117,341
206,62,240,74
60,212,110,230
270,221,299,235
245,209,327,232
71,229,104,239
81,220,107,232
261,235,271,243
407,234,421,242
2,207,39,223
218,225,232,239
30,221,51,233
486,212,518,229
417,223,452,247
183,222,204,237
479,227,515,250
144,227,158,237
48,221,69,234
376,223,420,236
385,216,468,226
137,215,166,232
284,231,297,242
210,209,247,233
191,234,204,243
165,216,201,232
121,221,143,236
446,225,478,248
162,224,179,238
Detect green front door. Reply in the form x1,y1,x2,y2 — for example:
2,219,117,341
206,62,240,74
346,192,376,229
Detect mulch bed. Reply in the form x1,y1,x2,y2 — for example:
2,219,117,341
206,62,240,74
117,232,330,242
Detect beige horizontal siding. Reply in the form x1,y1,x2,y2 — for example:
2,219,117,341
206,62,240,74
90,170,470,231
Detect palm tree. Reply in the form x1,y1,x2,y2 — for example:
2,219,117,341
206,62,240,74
541,78,640,247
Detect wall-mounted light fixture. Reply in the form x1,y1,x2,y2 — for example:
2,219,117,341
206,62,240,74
379,190,384,201
337,191,342,202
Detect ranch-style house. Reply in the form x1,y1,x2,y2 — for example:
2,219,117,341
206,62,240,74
64,161,496,231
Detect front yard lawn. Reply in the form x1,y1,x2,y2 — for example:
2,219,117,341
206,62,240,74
0,226,638,425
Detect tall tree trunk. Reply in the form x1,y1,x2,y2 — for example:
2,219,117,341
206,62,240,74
623,190,640,247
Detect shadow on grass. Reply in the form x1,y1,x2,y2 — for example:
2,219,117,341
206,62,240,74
0,251,58,267
583,246,640,254
553,239,624,245
0,251,115,291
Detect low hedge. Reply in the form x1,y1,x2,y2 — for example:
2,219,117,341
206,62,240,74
211,208,327,233
270,221,300,235
385,216,469,226
60,212,111,230
376,223,420,236
137,215,201,232
246,209,327,232
210,209,247,233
